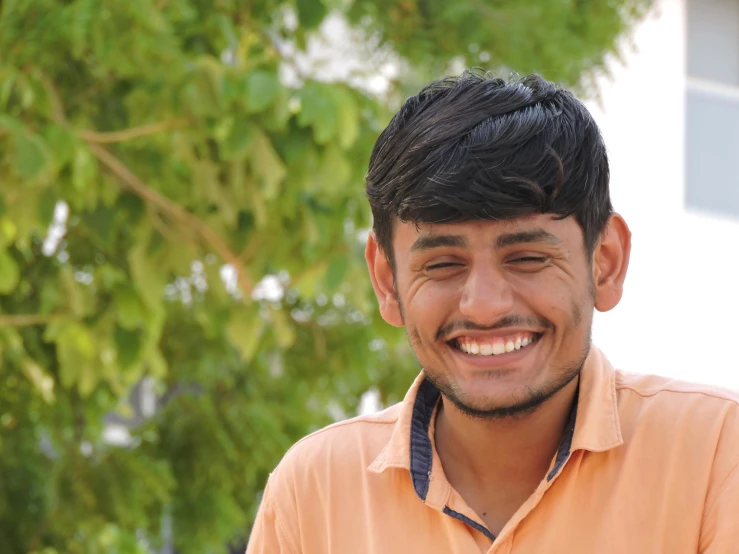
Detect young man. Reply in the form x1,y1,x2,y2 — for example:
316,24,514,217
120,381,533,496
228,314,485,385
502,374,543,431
247,73,739,553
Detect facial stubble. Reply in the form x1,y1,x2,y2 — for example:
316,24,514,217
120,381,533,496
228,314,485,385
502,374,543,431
402,294,592,421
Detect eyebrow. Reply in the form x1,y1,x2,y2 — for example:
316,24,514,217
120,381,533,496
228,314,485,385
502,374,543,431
495,228,561,248
409,227,561,254
410,234,468,253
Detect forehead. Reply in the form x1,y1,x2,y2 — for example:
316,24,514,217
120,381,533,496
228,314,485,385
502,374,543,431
393,214,584,251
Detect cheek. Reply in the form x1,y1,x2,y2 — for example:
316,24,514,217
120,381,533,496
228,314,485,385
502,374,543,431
406,282,459,333
514,274,585,327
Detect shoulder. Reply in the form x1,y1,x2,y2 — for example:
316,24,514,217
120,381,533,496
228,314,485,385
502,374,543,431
614,370,739,464
288,402,400,461
615,370,739,407
257,403,405,549
614,370,739,425
268,402,401,488
615,370,739,431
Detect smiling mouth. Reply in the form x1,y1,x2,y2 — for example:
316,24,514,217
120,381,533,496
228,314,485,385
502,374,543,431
449,332,542,357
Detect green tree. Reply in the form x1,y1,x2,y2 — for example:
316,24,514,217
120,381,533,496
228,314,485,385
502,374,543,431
0,1,650,552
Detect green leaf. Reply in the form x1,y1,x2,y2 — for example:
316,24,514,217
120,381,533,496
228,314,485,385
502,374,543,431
0,218,17,249
36,189,59,225
21,358,55,404
292,261,327,298
128,237,166,310
44,125,77,168
113,285,147,330
297,0,328,28
298,82,338,144
227,307,265,362
0,72,16,109
144,346,168,379
335,89,360,150
72,146,97,193
114,325,143,371
244,70,280,113
271,309,296,349
78,364,99,397
263,87,292,132
220,117,255,160
55,323,97,391
12,131,49,180
39,279,66,313
325,255,349,291
249,130,287,200
315,144,352,194
81,205,116,247
0,115,24,134
0,251,20,294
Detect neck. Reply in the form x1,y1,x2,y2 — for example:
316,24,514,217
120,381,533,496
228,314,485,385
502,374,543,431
434,377,579,488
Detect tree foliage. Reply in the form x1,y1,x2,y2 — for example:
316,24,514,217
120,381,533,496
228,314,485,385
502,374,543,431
0,0,650,552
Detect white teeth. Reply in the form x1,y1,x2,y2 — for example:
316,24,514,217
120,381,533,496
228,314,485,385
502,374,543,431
458,335,536,356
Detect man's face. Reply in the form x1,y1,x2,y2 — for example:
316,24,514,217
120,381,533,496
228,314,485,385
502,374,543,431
382,215,597,418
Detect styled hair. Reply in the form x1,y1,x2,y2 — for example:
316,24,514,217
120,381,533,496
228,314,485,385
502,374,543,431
366,71,612,265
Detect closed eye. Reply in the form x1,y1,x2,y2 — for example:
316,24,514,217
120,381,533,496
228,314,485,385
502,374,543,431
510,257,547,263
426,262,462,270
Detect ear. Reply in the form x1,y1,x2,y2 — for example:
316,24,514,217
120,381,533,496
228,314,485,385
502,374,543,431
593,214,631,312
365,231,404,327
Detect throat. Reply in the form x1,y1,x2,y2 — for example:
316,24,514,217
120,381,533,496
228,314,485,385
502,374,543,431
432,378,579,533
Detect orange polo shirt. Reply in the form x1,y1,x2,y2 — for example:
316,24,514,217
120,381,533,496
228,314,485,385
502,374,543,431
246,347,739,553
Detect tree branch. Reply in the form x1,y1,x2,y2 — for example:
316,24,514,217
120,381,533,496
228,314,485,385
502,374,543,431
87,143,254,296
0,312,67,327
147,205,182,244
77,118,191,144
236,236,260,265
39,72,254,296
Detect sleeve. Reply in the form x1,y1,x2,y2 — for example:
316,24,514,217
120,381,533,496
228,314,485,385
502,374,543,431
699,461,739,553
246,479,299,554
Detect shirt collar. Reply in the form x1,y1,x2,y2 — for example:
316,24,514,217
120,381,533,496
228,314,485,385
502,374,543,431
570,345,624,452
368,345,623,482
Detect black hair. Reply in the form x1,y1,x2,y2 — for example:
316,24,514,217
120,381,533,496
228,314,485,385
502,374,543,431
366,71,612,265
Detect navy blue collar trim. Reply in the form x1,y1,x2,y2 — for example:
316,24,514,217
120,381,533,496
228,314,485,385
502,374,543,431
443,506,496,541
409,379,440,500
409,379,580,495
546,386,579,481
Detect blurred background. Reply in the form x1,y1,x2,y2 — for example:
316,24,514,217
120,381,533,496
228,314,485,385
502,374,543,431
1,0,736,552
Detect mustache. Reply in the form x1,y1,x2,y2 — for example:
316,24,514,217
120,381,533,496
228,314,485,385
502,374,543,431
435,315,554,342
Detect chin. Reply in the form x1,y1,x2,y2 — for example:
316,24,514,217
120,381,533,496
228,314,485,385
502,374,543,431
432,374,527,411
446,387,552,419
431,366,580,420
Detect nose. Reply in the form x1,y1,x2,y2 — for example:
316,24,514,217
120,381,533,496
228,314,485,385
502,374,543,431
458,263,514,325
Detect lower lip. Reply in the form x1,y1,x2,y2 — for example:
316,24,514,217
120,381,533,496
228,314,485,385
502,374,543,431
447,338,540,369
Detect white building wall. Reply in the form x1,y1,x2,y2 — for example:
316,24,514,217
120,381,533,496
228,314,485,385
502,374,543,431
588,0,739,388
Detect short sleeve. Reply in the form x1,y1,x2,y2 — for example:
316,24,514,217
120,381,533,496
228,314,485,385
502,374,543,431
246,478,298,554
699,460,739,553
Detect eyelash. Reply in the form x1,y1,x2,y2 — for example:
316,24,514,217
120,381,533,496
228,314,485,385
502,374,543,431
425,257,547,271
426,262,460,270
511,256,547,263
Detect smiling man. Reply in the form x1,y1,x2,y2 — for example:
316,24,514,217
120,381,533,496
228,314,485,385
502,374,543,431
246,73,739,553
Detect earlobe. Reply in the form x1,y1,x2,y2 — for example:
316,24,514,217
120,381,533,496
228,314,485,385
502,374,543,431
365,232,404,327
593,214,632,313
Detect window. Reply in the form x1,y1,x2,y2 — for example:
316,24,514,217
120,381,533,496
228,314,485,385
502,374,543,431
686,0,739,218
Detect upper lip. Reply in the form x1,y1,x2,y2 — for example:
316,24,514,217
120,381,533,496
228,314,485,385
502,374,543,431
444,329,544,342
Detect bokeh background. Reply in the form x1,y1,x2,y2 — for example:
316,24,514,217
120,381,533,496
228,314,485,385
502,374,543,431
2,0,737,553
